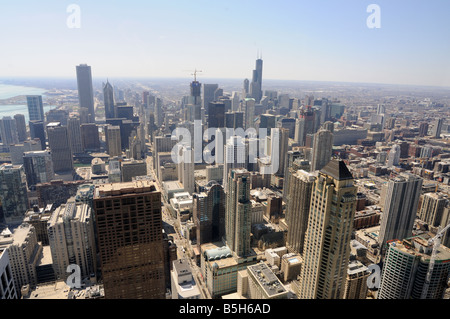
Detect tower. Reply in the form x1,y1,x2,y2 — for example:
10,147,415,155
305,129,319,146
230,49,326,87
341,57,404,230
378,173,423,255
225,169,252,258
103,80,115,120
0,164,29,225
26,95,45,122
297,160,357,299
46,122,73,173
285,170,315,255
93,180,165,299
249,57,263,103
76,64,95,123
67,116,83,154
311,129,334,172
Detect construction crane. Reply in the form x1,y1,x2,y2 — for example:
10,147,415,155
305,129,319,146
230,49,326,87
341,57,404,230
421,221,450,299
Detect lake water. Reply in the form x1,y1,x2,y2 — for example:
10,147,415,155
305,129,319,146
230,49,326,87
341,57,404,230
0,84,55,122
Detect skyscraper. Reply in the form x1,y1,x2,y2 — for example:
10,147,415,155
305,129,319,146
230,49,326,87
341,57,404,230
14,114,27,142
46,122,73,173
285,170,315,255
22,150,54,189
223,136,246,190
225,169,252,258
203,84,219,111
310,129,334,172
0,164,29,225
0,116,19,149
106,125,122,157
80,123,100,151
29,120,46,150
378,173,423,255
387,144,401,167
418,193,448,228
208,101,225,129
103,80,115,120
250,58,263,103
432,118,444,138
378,236,450,299
76,64,95,123
47,198,97,281
297,160,357,299
26,95,45,122
244,98,256,130
67,116,84,154
193,183,225,245
93,180,165,299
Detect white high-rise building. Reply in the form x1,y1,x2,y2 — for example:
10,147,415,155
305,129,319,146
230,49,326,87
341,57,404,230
387,144,401,167
0,249,18,299
47,198,97,281
378,173,423,255
311,129,334,172
223,136,246,190
0,224,41,295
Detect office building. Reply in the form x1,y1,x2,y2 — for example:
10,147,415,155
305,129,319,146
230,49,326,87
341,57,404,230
22,150,54,189
26,95,45,122
378,173,423,255
177,145,195,194
9,139,42,165
223,136,246,190
343,260,369,299
46,122,73,173
203,84,218,111
246,262,288,299
47,198,97,281
0,116,19,149
29,120,46,150
432,118,444,138
0,224,42,294
14,114,27,142
81,123,100,151
310,129,334,172
103,80,115,119
387,144,401,167
76,64,95,123
418,193,448,227
93,180,165,299
225,169,252,258
225,111,244,130
170,259,201,299
244,98,256,130
208,101,225,129
285,170,315,255
121,159,147,182
193,183,225,245
297,160,357,299
0,249,18,299
378,236,450,299
105,125,122,157
67,116,84,154
249,58,263,103
0,164,29,225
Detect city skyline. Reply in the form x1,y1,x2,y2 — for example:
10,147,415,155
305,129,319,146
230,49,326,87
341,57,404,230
0,1,449,87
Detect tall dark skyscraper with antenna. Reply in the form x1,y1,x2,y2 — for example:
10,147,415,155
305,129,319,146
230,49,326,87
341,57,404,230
76,64,95,123
250,55,263,103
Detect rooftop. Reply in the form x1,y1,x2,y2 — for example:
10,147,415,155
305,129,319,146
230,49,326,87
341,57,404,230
95,180,158,198
321,159,354,181
247,262,287,297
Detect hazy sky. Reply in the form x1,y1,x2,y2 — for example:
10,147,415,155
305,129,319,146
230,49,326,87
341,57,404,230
1,0,450,87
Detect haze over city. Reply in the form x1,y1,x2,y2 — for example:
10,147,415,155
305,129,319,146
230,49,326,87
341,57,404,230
0,1,450,310
1,0,450,87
